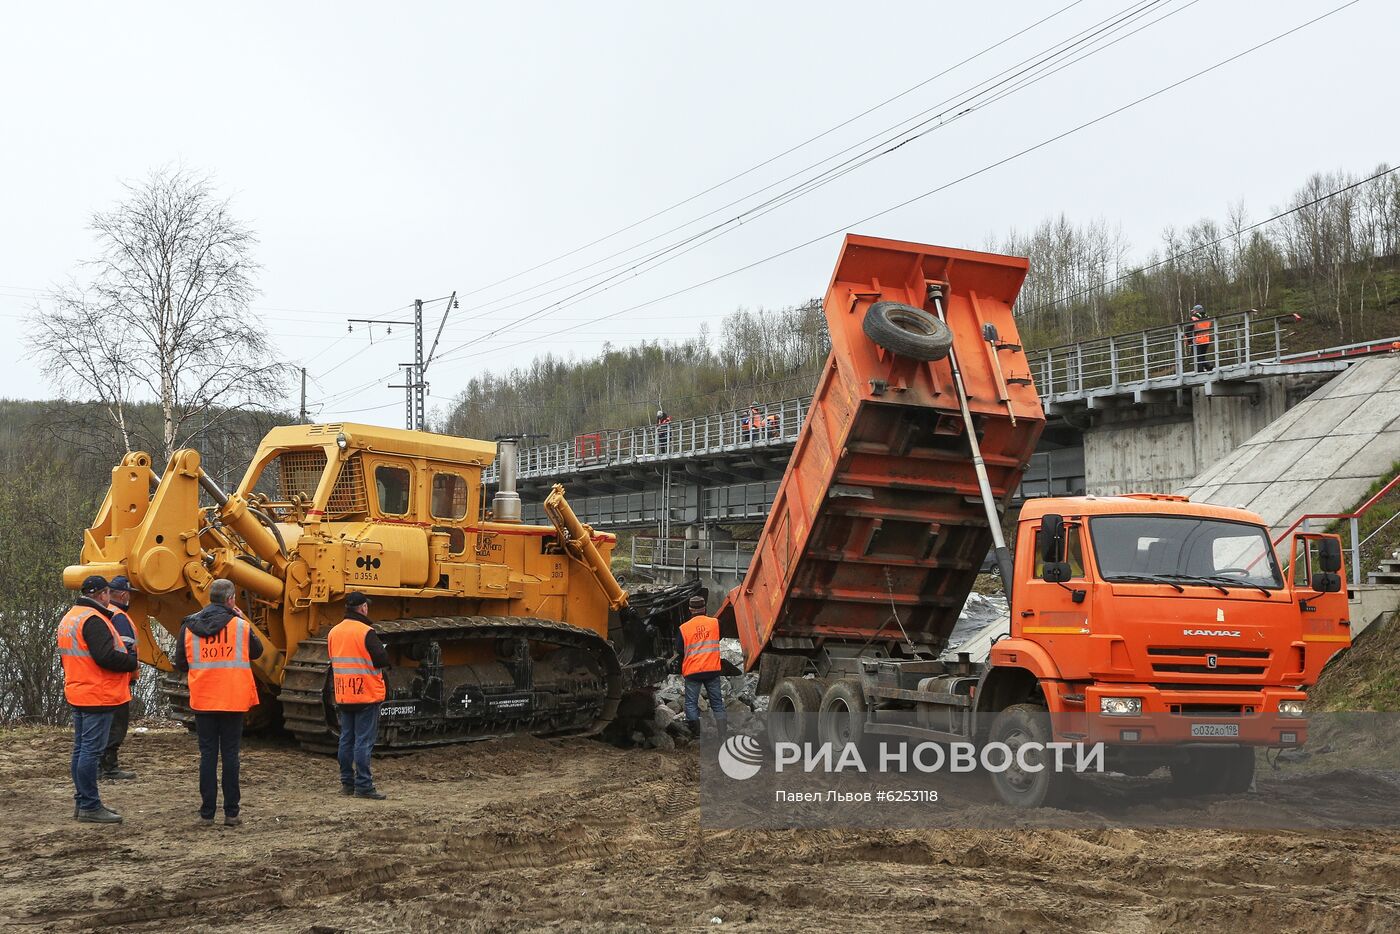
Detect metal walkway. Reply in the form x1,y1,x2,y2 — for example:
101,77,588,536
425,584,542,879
1026,311,1347,410
486,395,809,485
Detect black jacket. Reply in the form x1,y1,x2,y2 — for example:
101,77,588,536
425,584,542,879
67,598,139,713
173,603,263,673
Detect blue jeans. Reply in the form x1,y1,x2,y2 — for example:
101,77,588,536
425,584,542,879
70,709,113,812
683,677,726,723
338,704,380,792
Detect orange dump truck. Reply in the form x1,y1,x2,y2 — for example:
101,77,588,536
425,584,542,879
719,234,1351,805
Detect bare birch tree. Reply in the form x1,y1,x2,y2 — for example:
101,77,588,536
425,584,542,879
28,168,289,462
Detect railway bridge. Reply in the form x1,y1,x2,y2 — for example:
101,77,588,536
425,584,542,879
485,312,1393,580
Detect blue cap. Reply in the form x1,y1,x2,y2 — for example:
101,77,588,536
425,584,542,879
109,575,133,593
80,575,109,595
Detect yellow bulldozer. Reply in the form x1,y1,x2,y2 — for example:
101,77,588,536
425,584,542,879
63,423,697,751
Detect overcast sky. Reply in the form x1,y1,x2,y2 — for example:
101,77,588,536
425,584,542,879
1,0,1395,428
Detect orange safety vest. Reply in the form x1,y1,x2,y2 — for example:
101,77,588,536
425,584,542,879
57,606,132,708
328,618,387,705
185,615,259,713
679,615,722,677
1191,318,1213,345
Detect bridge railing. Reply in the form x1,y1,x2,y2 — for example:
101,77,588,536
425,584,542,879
1025,311,1292,398
488,395,812,482
631,536,755,576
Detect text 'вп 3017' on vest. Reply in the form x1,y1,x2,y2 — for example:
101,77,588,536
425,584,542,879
186,615,259,712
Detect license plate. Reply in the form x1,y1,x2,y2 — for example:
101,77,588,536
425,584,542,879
1190,723,1239,737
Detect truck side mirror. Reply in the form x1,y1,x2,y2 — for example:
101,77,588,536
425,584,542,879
1040,514,1064,563
1310,571,1342,593
1039,514,1070,582
1317,537,1342,574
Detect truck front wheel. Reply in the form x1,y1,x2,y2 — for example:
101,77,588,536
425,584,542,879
1169,745,1255,796
768,677,823,747
988,704,1069,808
817,679,870,750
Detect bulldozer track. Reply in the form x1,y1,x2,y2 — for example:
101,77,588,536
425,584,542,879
157,671,195,731
279,615,623,753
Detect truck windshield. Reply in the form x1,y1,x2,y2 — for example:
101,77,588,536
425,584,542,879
1089,515,1283,590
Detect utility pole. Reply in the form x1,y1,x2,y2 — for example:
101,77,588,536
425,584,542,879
298,367,308,422
388,365,416,431
349,307,420,431
413,298,425,431
348,292,455,431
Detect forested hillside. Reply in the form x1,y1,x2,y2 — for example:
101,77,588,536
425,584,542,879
0,401,289,722
443,164,1400,441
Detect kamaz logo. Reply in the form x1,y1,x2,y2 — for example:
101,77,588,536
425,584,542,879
1183,629,1241,638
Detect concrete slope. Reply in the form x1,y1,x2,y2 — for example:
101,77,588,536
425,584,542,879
1178,356,1400,537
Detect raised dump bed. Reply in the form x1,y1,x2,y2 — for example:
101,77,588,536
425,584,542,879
720,234,1044,678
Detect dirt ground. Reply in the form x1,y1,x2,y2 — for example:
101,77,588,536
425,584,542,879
2,726,1400,933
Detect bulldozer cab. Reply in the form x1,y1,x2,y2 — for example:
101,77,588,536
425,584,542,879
233,423,498,592
238,423,494,527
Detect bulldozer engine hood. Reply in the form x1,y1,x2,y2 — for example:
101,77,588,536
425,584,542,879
181,603,239,637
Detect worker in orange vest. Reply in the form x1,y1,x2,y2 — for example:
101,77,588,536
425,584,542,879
328,592,391,799
173,578,263,827
1189,305,1214,372
656,409,672,453
59,575,139,823
676,594,726,738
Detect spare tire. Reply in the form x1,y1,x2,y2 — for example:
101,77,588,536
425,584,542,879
862,301,953,361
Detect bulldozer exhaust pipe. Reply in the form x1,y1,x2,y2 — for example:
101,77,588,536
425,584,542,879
492,438,523,523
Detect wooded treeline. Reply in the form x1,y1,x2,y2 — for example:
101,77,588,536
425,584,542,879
443,164,1400,441
1002,164,1400,348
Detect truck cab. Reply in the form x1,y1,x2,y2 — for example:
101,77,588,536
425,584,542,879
995,495,1350,745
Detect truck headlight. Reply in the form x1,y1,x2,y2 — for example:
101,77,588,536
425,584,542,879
1100,696,1142,716
1278,700,1305,718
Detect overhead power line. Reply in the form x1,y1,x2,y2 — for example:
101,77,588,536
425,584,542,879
445,0,1186,330
418,0,1364,373
451,0,1093,304
416,0,1193,367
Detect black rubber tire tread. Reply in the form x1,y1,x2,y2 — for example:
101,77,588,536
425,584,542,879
987,703,1069,809
1220,745,1256,795
768,676,825,747
1170,745,1254,796
817,678,870,749
278,616,623,754
862,301,954,361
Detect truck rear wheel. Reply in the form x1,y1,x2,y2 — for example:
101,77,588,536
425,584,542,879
768,677,823,748
987,704,1069,809
818,679,870,750
862,301,953,361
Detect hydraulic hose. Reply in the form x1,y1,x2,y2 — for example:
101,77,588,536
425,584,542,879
929,283,1015,601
